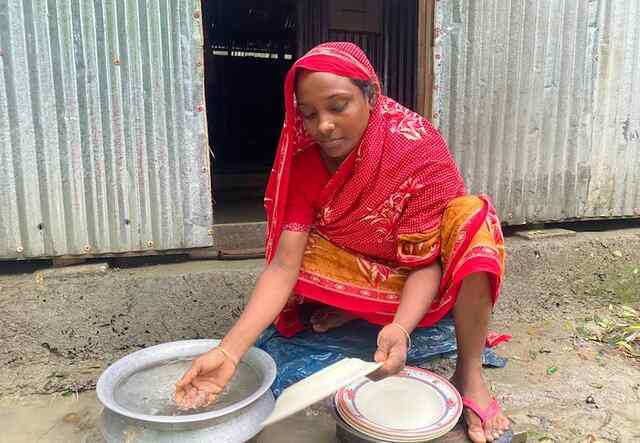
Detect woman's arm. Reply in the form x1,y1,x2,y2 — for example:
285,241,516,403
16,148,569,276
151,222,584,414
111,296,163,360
392,261,441,333
373,260,441,379
220,230,309,359
175,230,308,408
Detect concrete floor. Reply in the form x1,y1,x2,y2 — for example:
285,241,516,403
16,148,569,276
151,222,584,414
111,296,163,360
0,392,342,443
3,228,640,442
0,391,358,443
1,391,482,443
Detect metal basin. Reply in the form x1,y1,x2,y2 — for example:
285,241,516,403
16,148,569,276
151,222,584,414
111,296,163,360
97,339,276,443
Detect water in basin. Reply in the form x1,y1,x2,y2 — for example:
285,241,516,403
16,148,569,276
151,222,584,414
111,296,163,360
114,357,262,416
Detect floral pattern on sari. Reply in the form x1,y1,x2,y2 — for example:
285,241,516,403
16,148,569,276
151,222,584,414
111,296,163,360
362,177,427,243
381,99,429,141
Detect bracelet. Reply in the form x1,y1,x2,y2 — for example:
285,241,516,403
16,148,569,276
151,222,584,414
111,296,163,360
216,346,239,367
379,323,412,350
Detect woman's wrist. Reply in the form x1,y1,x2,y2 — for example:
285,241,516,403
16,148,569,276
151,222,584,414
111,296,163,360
219,335,249,363
389,318,414,335
381,322,412,350
219,320,263,364
215,346,239,367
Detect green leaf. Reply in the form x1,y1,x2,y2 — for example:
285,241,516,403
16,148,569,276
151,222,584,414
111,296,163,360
546,366,558,375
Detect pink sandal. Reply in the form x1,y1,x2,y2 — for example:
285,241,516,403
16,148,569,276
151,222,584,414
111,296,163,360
462,397,513,443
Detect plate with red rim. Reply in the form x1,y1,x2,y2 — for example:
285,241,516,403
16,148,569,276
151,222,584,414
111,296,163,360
335,366,462,439
336,404,455,442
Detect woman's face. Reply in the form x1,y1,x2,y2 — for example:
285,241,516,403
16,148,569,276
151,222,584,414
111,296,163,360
296,71,373,163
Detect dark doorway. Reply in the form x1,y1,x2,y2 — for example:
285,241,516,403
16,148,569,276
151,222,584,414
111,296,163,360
202,1,419,225
202,1,297,223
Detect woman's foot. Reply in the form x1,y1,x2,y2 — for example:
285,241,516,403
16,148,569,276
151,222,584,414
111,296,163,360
309,307,356,332
451,370,510,443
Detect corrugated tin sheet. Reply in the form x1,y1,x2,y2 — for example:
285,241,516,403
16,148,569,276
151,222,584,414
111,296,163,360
434,0,640,225
0,0,212,259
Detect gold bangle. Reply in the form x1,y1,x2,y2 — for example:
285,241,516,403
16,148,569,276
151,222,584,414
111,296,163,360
216,346,239,367
387,323,412,350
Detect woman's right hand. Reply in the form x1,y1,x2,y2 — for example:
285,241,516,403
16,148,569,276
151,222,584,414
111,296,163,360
175,348,237,410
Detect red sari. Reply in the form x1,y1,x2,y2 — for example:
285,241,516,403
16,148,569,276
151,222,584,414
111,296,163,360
264,42,505,337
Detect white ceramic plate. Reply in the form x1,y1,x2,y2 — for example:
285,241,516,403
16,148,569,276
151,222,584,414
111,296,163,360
262,358,382,427
336,401,444,442
335,366,462,438
336,402,452,442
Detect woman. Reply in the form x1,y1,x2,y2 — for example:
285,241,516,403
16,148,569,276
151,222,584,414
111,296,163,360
176,42,510,443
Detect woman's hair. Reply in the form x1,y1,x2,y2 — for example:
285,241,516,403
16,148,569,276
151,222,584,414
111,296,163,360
294,69,378,106
350,78,378,106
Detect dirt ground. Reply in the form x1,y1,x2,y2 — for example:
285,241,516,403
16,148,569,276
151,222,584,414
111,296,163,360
2,293,639,442
1,228,640,442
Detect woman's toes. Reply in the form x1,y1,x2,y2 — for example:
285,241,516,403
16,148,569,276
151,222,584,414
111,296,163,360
468,427,487,443
484,427,495,441
485,420,504,441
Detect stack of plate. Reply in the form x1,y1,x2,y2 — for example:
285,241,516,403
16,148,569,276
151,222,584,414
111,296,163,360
334,366,462,442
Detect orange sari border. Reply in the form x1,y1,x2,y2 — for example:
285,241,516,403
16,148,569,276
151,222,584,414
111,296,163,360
275,195,505,337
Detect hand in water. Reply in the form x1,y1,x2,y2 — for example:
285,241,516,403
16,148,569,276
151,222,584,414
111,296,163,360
369,324,408,381
175,348,237,410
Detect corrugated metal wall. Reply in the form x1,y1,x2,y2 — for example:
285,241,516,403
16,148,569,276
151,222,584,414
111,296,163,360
434,0,640,225
0,0,212,259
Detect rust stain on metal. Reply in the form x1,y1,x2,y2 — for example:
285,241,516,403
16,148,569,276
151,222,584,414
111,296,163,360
193,10,201,19
113,58,121,65
196,104,205,112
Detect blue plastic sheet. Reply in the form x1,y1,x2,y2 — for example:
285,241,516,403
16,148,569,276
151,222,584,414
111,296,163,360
256,316,507,396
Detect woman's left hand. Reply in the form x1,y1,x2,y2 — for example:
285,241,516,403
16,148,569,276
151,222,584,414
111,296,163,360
370,324,408,381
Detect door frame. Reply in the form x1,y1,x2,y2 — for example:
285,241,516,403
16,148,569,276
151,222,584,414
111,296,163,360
416,0,435,119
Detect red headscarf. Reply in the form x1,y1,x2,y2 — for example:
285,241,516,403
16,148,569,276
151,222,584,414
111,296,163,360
265,42,465,264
